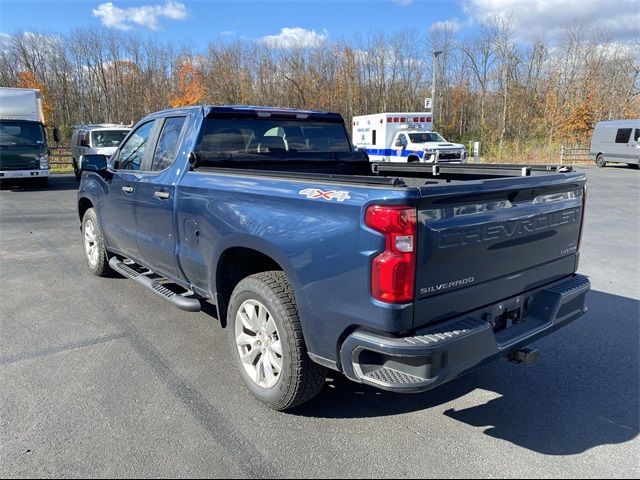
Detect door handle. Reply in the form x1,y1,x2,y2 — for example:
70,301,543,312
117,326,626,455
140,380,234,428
122,186,134,193
154,190,171,200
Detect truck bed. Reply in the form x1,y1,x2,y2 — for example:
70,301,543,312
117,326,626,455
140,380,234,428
196,158,586,332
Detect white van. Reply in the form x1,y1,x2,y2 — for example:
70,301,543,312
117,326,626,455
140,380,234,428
590,119,640,168
352,112,467,163
71,124,131,178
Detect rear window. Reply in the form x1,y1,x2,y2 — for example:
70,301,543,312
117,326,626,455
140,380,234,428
0,121,45,146
196,118,351,156
91,130,129,148
615,128,632,144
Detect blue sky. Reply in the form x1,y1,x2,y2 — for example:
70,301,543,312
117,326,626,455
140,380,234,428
0,0,463,49
0,0,637,49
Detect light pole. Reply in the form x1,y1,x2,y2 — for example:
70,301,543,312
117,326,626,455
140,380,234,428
431,50,443,131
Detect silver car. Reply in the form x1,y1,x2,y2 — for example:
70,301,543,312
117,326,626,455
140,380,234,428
590,119,640,169
71,124,131,178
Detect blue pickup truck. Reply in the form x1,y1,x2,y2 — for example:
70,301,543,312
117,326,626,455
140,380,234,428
77,105,590,410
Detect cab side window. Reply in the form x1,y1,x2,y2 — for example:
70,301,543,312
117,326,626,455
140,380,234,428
117,121,155,171
151,117,186,171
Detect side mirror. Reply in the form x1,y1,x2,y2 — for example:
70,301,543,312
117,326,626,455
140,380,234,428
188,151,199,170
53,127,60,144
395,139,404,147
80,139,89,147
80,154,108,173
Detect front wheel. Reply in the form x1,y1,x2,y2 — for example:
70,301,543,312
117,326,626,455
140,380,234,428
596,154,606,168
82,208,115,277
33,177,48,188
227,271,327,411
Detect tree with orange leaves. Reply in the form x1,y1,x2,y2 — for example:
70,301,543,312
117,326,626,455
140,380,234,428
16,70,53,124
169,61,205,108
559,89,599,144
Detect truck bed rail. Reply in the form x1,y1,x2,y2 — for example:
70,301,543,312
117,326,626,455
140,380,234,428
372,162,573,181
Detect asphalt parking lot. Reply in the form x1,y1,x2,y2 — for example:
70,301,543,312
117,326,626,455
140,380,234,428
1,165,638,478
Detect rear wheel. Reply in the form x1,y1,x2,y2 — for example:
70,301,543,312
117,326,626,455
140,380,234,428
82,208,115,277
596,154,606,168
227,271,327,411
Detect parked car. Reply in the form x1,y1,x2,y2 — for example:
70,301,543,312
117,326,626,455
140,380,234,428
590,119,640,168
71,124,131,178
77,105,590,411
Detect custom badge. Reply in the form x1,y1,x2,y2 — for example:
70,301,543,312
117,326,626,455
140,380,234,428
299,188,351,202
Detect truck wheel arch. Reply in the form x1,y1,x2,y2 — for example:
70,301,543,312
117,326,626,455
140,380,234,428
78,197,94,222
214,246,297,325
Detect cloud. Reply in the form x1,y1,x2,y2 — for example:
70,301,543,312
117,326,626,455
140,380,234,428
259,27,328,49
92,1,188,31
219,30,236,37
0,33,14,54
391,0,413,6
430,19,462,34
462,0,640,42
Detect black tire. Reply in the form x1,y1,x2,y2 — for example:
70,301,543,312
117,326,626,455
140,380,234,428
81,208,115,277
32,177,48,188
73,158,81,180
596,154,606,168
227,271,327,411
628,163,640,170
408,155,420,163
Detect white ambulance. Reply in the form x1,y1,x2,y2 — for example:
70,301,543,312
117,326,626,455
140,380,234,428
352,112,467,163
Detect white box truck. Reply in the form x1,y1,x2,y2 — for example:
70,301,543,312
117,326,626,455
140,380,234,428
0,87,58,186
589,119,640,168
352,112,467,163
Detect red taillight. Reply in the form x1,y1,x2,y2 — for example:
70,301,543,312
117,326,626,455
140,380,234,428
365,205,417,303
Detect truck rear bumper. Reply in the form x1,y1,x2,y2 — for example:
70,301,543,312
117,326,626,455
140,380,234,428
339,274,590,393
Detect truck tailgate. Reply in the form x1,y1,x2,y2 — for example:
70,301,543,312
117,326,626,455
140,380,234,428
413,173,586,328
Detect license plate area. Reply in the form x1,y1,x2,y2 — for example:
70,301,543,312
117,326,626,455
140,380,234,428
487,292,554,347
488,296,524,333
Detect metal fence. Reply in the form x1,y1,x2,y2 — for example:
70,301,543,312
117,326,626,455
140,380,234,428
560,145,590,164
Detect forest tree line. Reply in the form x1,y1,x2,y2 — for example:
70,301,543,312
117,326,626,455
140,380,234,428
1,16,638,161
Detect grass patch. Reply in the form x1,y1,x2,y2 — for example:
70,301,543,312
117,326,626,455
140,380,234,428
51,165,74,174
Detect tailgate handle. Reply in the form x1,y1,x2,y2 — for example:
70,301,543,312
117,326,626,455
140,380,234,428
154,190,170,200
122,186,134,193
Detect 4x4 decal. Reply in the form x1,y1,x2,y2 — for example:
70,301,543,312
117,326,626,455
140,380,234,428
299,188,351,202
